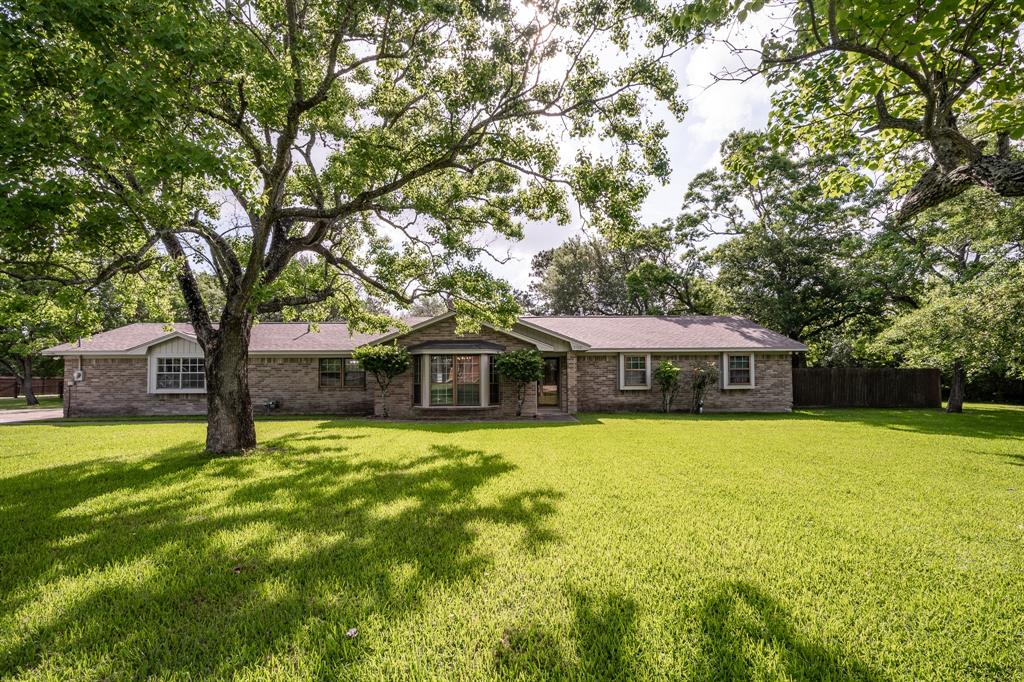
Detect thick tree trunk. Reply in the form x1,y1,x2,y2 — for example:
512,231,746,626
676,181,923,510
946,359,965,414
21,356,38,406
203,316,256,454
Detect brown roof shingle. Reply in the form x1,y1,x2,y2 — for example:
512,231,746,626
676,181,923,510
44,315,806,355
523,316,807,351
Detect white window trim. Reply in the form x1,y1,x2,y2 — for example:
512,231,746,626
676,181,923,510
722,352,756,389
148,355,207,394
619,353,651,390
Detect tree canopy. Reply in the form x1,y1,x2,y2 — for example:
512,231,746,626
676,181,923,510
678,130,905,354
2,0,700,451
692,0,1024,220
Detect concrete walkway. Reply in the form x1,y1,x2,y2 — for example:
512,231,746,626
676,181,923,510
0,408,63,425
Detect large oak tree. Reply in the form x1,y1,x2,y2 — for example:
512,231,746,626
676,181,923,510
695,0,1024,221
3,0,695,452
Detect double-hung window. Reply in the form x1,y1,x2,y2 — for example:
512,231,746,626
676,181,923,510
619,354,650,390
319,358,342,387
723,353,755,388
429,354,481,406
156,357,205,391
343,358,366,387
488,356,500,404
319,358,366,388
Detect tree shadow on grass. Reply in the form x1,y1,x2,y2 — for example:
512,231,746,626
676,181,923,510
493,589,639,680
582,405,1024,442
695,581,884,681
0,437,561,678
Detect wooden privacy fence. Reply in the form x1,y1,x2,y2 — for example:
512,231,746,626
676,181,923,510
793,368,941,408
0,377,64,398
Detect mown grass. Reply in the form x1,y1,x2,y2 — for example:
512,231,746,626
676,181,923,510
0,396,62,410
1,406,1022,680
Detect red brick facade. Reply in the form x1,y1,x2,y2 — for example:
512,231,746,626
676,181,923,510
62,355,373,417
575,352,793,412
59,320,795,418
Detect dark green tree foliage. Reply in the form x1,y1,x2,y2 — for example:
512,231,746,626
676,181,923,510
654,360,681,412
495,350,544,417
873,190,1024,411
352,344,411,418
679,131,902,356
529,228,717,315
2,0,698,452
692,0,1024,220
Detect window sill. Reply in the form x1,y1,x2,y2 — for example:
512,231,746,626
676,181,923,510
418,405,499,409
722,385,754,390
619,385,650,391
151,389,207,395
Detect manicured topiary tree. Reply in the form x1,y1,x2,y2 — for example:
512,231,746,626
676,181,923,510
654,360,682,413
494,350,544,417
690,361,720,414
353,344,411,418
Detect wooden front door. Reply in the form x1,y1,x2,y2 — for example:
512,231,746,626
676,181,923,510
539,357,560,407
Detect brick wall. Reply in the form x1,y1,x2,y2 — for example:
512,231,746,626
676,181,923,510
378,318,540,418
63,355,373,417
575,352,793,413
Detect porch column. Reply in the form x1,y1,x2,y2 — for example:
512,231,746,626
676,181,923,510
479,354,489,407
420,354,431,406
566,351,578,414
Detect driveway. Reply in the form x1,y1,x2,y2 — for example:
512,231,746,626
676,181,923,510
0,408,63,424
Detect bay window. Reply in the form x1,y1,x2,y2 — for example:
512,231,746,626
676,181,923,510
429,354,483,406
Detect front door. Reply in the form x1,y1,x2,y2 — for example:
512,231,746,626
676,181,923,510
539,357,560,407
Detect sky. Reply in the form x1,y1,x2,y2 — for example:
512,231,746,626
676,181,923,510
486,19,776,290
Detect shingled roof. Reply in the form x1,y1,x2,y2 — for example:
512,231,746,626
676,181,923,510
523,316,807,351
42,321,426,355
43,315,806,355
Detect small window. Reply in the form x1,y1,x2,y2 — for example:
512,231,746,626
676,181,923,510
621,354,649,389
412,355,422,406
343,358,366,387
319,358,342,387
489,357,500,405
726,354,753,387
156,357,205,391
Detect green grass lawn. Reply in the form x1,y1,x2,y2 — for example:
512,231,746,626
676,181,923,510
1,407,1022,680
0,396,62,410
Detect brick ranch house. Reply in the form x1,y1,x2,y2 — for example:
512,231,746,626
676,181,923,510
43,312,807,418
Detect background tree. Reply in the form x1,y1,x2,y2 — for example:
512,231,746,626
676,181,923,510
352,344,411,418
0,263,173,405
5,0,698,452
700,0,1024,220
873,190,1024,411
679,131,904,359
495,350,544,417
529,229,717,315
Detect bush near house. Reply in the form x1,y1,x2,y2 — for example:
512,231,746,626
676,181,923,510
495,349,545,416
352,344,411,418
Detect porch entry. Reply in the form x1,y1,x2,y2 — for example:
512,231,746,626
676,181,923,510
539,357,560,407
